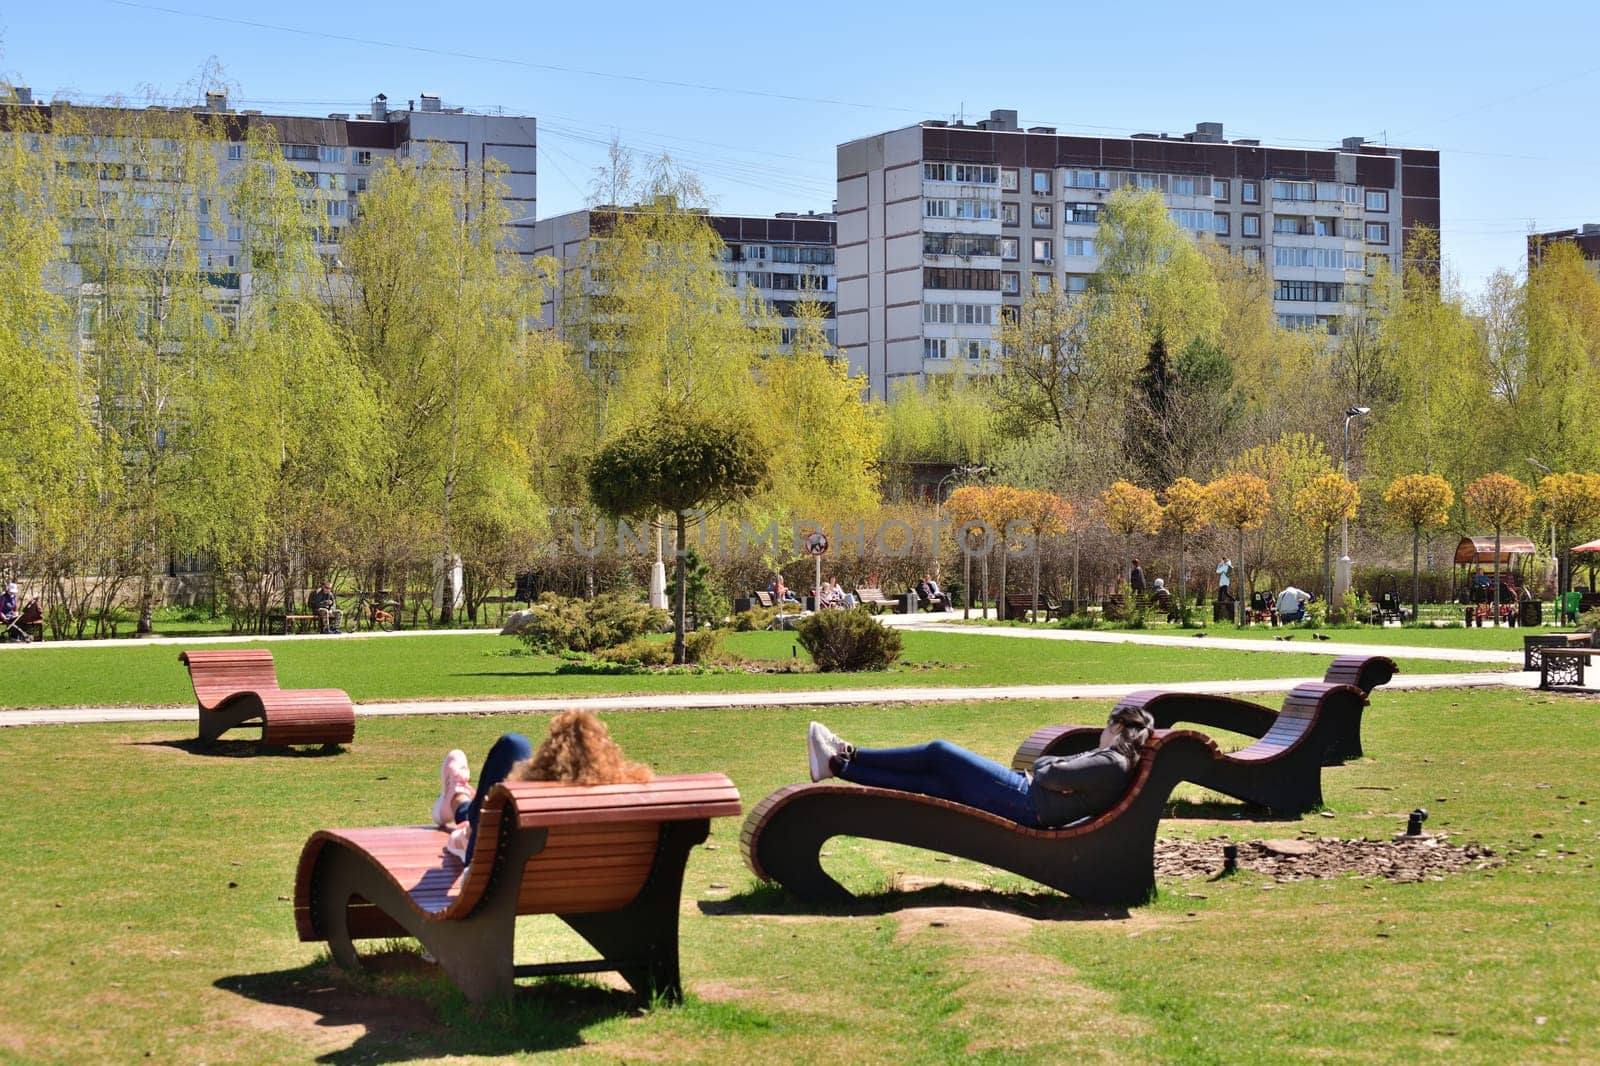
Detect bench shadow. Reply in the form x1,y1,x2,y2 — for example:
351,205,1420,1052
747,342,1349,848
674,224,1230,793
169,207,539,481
132,737,346,759
1164,799,1295,823
216,956,643,1062
702,881,1131,922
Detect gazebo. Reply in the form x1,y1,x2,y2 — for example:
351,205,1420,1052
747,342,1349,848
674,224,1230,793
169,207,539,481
1454,535,1537,620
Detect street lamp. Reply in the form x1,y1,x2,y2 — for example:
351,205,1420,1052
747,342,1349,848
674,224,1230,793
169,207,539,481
1528,457,1558,597
937,464,989,617
1335,406,1370,603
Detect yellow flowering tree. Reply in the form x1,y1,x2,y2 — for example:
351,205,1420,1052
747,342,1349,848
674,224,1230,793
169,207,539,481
1204,473,1272,624
1383,473,1455,619
1463,473,1533,625
1100,480,1163,597
1294,473,1361,604
1015,489,1074,620
1162,477,1210,614
1535,473,1600,594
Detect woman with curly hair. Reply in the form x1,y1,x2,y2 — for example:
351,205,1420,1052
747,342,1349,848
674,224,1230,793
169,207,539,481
433,710,652,863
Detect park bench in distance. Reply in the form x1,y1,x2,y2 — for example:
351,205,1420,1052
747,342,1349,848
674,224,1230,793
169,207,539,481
1005,592,1061,622
854,587,895,614
741,729,1220,907
295,774,742,1004
178,649,354,747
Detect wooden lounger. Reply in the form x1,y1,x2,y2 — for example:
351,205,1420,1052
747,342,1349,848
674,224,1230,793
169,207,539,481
178,649,355,747
741,729,1221,907
1012,680,1377,815
295,774,742,1004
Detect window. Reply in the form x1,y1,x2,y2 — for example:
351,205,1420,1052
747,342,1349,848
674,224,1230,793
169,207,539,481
957,303,993,325
1032,272,1052,293
1278,313,1317,331
354,177,368,193
959,339,990,361
226,144,244,161
1169,209,1212,232
198,198,211,218
772,245,835,264
1001,202,1020,227
923,267,1000,290
1032,203,1052,228
1274,247,1366,270
954,198,997,220
1242,180,1260,204
1001,271,1020,295
1365,189,1389,212
1064,237,1096,257
1365,221,1390,243
1063,202,1102,225
1031,169,1052,195
1274,216,1308,235
354,150,373,167
1241,213,1261,238
283,144,318,161
745,244,769,261
923,198,949,218
1064,275,1089,293
923,338,949,360
923,162,999,183
1316,181,1342,202
1169,176,1199,197
1274,180,1314,201
1000,237,1019,261
1275,280,1344,303
1066,169,1110,189
1000,168,1019,192
317,146,345,164
198,223,213,242
1213,212,1230,236
1032,238,1052,262
1343,185,1362,205
924,302,954,324
1242,247,1262,266
326,200,346,219
925,232,1000,257
1213,179,1230,202
226,225,243,242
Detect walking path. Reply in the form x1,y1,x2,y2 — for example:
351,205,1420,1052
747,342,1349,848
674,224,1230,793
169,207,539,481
0,668,1533,729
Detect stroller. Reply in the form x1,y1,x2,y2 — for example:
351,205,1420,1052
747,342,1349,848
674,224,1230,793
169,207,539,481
4,598,42,642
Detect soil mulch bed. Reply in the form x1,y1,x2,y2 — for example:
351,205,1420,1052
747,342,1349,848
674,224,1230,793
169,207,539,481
1155,835,1499,883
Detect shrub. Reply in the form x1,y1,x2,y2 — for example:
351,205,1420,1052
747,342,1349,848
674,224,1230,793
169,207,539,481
594,638,673,666
1578,608,1600,635
796,609,903,672
517,592,668,654
682,628,726,664
731,606,779,632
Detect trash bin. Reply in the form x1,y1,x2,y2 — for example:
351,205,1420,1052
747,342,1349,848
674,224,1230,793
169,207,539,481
1213,601,1232,624
1521,600,1543,627
900,592,918,614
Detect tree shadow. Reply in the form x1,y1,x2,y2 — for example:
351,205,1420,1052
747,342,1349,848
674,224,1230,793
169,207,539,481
132,737,346,759
702,880,1132,922
1163,799,1297,823
215,955,645,1063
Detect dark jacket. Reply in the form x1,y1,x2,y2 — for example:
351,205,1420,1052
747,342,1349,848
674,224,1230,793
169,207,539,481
1130,566,1146,593
309,588,336,612
1027,747,1133,827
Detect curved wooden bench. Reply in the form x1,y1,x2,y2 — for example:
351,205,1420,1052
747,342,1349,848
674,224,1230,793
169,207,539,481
295,774,742,1004
178,649,355,747
1012,681,1374,814
741,729,1220,907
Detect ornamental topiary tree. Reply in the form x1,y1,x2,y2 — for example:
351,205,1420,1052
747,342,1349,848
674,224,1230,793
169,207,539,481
1203,473,1272,625
588,414,770,663
1535,472,1600,594
1383,472,1454,621
1463,472,1533,627
1100,480,1162,600
1161,477,1210,615
1293,473,1361,605
1015,489,1073,621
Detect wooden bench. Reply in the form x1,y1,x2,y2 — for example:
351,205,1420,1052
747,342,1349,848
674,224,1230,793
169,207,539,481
854,587,895,614
752,590,777,610
741,729,1221,907
295,774,742,1004
1538,646,1600,690
1524,633,1591,671
281,613,319,634
1010,663,1394,814
1004,592,1061,622
178,649,355,747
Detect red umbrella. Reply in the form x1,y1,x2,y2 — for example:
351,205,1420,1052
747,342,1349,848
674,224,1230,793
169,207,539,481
1573,540,1600,553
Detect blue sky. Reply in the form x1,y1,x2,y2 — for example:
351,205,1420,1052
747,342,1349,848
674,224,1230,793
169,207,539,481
4,0,1598,294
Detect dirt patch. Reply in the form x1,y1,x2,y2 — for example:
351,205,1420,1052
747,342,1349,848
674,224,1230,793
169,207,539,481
1154,835,1500,883
225,976,442,1055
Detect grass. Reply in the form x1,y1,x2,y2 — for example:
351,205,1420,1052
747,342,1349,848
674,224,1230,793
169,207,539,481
1,684,1596,1062
956,614,1567,651
0,629,1483,710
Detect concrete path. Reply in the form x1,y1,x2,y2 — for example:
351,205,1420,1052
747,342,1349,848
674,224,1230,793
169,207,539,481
0,626,495,652
0,668,1534,729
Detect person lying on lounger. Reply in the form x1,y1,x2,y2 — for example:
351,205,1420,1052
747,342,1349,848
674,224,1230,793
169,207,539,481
804,705,1155,828
431,710,653,863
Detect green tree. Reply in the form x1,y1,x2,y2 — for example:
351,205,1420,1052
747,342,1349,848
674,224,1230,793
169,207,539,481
1204,473,1272,625
587,415,770,663
1294,473,1361,604
1535,472,1600,594
1162,477,1210,614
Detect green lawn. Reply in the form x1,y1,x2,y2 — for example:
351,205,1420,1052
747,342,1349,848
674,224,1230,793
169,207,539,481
0,630,1482,710
1,685,1595,1062
958,616,1566,652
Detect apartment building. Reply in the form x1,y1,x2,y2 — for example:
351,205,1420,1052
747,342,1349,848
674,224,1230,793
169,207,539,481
1528,224,1600,270
533,206,837,348
836,109,1441,397
2,87,537,310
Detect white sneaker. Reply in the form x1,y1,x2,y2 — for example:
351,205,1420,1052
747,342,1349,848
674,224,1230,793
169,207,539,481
444,824,470,864
808,722,849,782
432,750,470,827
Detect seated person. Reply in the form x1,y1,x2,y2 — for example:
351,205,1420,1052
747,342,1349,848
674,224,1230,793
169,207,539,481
432,710,652,864
308,582,342,634
805,705,1155,828
770,577,800,604
915,574,952,611
1151,577,1173,615
1276,585,1312,623
0,583,18,637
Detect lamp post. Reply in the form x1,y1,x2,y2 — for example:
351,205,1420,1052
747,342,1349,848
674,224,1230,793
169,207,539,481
1528,457,1558,597
1335,405,1370,604
937,464,988,617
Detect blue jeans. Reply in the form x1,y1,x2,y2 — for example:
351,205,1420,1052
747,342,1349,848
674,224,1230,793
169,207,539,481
837,739,1038,826
453,732,532,864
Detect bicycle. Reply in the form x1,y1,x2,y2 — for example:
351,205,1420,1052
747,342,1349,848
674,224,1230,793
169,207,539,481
352,589,401,632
